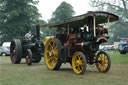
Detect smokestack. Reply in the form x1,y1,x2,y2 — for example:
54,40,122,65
36,24,40,40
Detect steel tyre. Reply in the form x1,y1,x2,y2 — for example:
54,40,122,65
72,52,87,74
44,38,62,70
10,39,22,64
96,51,111,73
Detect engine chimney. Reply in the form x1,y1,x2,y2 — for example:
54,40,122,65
36,24,40,40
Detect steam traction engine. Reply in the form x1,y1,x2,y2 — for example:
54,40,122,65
41,11,119,74
10,25,44,66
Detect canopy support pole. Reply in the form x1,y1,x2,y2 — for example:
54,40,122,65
108,17,110,34
67,24,70,36
93,16,96,37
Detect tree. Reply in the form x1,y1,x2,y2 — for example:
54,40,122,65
0,0,44,44
90,0,128,44
90,0,128,23
49,1,75,22
43,1,75,38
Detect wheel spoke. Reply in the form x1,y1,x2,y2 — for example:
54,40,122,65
53,47,57,56
80,64,83,70
53,56,57,63
104,61,108,64
77,66,80,71
100,54,103,61
48,57,52,62
50,42,54,50
78,55,80,60
52,42,56,49
53,46,57,51
48,44,53,51
12,49,16,56
103,64,107,70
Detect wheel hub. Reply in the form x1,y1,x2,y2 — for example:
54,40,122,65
13,49,16,53
101,60,106,64
76,60,82,65
26,56,29,59
49,52,54,56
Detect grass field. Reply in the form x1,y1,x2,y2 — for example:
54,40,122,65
0,51,128,85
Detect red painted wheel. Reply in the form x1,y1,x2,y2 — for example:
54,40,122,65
25,49,32,66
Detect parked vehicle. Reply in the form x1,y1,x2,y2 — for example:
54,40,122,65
0,46,10,56
2,42,11,49
118,39,128,54
104,45,114,50
99,45,105,51
41,11,119,74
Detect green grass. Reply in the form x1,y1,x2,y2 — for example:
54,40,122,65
0,51,128,85
107,51,128,64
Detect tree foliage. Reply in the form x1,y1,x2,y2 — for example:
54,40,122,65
41,1,75,39
90,0,128,23
0,0,43,44
90,0,128,44
49,1,75,22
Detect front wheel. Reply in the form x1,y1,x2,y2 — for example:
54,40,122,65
96,51,111,73
25,49,32,66
72,52,87,74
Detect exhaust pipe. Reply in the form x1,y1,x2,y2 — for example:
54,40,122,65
36,24,40,40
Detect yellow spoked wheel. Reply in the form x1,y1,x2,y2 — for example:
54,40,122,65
96,51,111,73
72,52,86,74
44,38,62,70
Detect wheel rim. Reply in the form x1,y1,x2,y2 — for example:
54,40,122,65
72,53,84,74
96,52,109,72
10,42,16,63
25,52,30,65
45,40,58,69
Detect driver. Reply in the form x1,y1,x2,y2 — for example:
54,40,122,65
24,31,33,41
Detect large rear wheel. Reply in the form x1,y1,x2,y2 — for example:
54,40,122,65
10,39,22,64
72,52,87,74
96,51,111,73
44,38,62,70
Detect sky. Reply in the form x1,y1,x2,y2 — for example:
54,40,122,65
36,0,94,21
